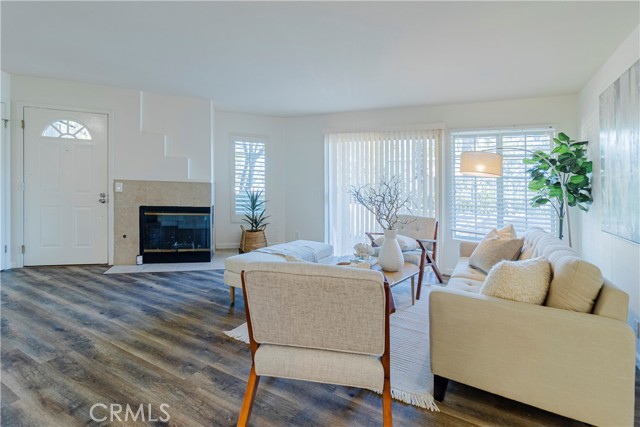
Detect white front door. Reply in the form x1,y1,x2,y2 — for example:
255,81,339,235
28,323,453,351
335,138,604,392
23,107,108,265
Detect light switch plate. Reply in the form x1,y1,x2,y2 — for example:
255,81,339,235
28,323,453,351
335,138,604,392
115,182,123,192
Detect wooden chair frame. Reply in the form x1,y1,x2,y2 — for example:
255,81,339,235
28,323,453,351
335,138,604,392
366,220,443,301
237,271,393,427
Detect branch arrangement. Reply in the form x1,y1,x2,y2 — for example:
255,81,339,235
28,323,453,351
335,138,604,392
349,176,411,230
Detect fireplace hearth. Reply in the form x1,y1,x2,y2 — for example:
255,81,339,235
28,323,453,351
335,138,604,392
139,206,212,263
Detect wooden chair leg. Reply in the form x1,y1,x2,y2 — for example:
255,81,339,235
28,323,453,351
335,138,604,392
415,267,425,300
410,277,415,305
434,375,449,401
431,264,444,283
230,286,235,304
237,366,260,427
382,377,393,427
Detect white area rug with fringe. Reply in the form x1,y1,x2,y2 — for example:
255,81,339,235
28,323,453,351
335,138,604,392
225,288,439,411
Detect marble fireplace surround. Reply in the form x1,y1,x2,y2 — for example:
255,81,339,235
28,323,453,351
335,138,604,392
113,180,212,265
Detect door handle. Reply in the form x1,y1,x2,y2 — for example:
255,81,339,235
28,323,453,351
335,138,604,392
98,193,107,204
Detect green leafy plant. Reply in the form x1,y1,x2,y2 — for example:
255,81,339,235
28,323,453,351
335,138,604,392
241,190,269,231
525,132,593,241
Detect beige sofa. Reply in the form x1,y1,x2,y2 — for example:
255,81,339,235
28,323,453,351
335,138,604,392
429,228,636,426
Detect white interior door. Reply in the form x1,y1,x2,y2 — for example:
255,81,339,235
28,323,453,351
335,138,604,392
24,107,108,265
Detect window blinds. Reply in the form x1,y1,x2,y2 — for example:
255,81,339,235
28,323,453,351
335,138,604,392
450,128,558,240
326,129,440,255
234,138,266,216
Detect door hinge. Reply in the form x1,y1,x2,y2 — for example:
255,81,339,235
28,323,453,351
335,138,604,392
21,119,25,129
21,245,25,254
3,245,7,253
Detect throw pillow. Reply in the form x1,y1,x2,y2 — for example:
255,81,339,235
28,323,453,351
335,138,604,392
480,257,551,305
468,228,524,273
545,257,603,313
374,234,418,251
496,224,517,239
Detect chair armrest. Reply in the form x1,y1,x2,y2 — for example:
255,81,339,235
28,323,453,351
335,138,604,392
429,289,635,426
366,232,383,246
417,239,435,253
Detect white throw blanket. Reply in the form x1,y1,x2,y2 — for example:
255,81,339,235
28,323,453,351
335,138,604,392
254,243,319,263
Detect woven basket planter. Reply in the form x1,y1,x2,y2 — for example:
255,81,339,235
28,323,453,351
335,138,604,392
239,225,267,253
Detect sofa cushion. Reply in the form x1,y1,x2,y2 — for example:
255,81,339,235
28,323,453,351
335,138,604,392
446,277,484,293
545,257,603,313
452,258,487,282
480,257,551,305
469,231,524,273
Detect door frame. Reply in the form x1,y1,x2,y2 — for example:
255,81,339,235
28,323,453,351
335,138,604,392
13,102,114,267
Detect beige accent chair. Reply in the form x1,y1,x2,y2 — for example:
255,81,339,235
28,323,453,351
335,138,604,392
238,262,393,427
430,228,636,426
367,215,443,300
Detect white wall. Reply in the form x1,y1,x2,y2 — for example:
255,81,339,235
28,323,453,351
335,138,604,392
214,110,287,249
577,26,640,359
0,72,11,270
9,75,213,267
282,95,578,273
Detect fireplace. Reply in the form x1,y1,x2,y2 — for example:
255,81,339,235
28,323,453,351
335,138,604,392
139,206,212,263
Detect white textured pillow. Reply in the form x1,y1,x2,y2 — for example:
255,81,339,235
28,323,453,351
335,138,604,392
481,257,551,305
374,234,418,251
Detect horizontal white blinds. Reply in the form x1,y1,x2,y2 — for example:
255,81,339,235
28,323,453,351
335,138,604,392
450,128,558,240
326,129,440,255
234,138,266,215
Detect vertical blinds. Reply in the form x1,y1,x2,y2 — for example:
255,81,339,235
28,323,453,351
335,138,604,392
450,127,558,240
234,138,266,216
326,129,440,254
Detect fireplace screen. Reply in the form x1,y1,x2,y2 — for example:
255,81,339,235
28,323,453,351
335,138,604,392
139,206,212,263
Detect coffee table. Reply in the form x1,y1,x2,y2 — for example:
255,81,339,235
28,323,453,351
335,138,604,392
336,257,421,306
373,262,420,305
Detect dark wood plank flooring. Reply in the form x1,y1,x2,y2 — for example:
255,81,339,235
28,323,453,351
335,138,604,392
0,265,637,426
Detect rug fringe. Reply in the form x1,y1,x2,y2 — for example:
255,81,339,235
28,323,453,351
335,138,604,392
367,387,439,412
224,328,249,344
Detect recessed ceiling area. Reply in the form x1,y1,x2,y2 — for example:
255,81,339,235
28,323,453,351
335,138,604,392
2,1,638,117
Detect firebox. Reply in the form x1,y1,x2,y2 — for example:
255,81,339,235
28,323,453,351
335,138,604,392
139,206,212,263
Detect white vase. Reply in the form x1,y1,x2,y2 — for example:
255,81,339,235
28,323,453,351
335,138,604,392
378,229,404,272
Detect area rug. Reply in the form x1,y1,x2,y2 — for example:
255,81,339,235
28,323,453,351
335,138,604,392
225,288,439,411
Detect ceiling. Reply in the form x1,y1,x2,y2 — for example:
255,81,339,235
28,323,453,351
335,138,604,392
2,1,638,117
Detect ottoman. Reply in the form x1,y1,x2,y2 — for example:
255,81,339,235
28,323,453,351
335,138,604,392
223,240,334,303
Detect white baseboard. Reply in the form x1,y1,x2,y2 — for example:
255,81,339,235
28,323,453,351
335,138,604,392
216,243,240,250
215,241,285,251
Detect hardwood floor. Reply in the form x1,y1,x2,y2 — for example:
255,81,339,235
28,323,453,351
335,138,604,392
0,265,636,426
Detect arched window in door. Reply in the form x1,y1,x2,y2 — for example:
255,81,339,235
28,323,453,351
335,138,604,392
41,119,92,140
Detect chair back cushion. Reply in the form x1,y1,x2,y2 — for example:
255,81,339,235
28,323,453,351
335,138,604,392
242,262,386,356
396,215,437,240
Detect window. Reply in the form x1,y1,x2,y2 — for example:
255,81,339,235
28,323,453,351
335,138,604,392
326,129,440,254
233,136,266,218
450,127,557,240
42,119,92,140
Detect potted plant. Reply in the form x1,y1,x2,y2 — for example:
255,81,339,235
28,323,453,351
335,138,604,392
349,176,411,271
239,190,270,253
525,132,593,244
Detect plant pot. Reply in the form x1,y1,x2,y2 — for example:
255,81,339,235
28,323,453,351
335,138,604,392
239,225,268,253
378,229,404,272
